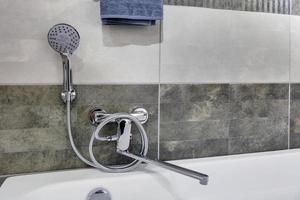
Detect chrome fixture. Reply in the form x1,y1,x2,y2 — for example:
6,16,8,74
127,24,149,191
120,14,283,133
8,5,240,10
48,23,209,186
87,188,112,200
89,108,149,172
90,107,149,126
48,23,80,103
90,108,209,185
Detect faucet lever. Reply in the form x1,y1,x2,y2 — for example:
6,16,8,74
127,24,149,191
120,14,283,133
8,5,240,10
117,119,132,151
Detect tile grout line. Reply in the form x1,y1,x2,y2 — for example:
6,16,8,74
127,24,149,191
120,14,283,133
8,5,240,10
288,0,292,149
157,20,163,160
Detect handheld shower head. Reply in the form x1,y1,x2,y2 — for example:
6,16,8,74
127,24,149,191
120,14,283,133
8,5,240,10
48,23,80,103
48,23,80,55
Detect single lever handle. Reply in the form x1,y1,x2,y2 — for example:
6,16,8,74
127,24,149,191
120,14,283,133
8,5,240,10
117,119,132,151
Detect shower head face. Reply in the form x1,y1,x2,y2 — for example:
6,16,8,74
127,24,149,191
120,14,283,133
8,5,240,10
48,23,80,55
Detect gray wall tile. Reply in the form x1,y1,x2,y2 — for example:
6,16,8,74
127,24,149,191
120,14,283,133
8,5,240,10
0,83,294,175
160,139,228,160
0,85,159,175
290,84,300,148
160,84,289,160
292,0,300,15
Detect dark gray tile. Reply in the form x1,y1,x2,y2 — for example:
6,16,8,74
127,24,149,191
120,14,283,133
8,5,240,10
229,100,288,119
160,139,228,161
76,85,158,105
160,84,229,104
160,85,185,103
160,103,185,122
0,84,159,175
292,0,300,15
254,84,288,100
291,84,300,100
183,101,230,121
229,84,256,101
229,117,288,138
183,84,230,103
290,133,300,148
0,85,61,106
228,134,288,154
0,128,70,153
160,120,229,141
0,105,50,130
229,84,289,101
290,84,300,148
0,150,85,175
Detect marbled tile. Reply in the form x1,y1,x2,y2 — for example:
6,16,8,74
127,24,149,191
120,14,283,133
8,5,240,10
0,150,84,175
160,120,229,142
0,128,70,153
292,0,300,15
160,84,289,160
160,84,230,103
0,86,61,106
0,85,159,176
229,117,288,138
290,84,300,148
76,85,158,105
160,139,228,160
160,102,230,123
228,134,288,154
0,105,50,130
164,0,290,14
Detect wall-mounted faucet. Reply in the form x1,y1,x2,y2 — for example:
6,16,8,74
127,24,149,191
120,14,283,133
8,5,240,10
90,108,209,185
48,23,209,186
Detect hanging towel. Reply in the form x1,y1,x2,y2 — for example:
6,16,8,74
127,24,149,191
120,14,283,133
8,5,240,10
100,0,163,26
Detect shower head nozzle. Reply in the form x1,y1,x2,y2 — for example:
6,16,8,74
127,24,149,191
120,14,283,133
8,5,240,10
48,23,80,55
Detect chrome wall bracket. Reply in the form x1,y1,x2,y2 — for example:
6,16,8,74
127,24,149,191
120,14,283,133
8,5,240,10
90,107,149,126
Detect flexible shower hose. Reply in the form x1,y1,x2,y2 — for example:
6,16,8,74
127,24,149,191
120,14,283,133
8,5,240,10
66,96,149,172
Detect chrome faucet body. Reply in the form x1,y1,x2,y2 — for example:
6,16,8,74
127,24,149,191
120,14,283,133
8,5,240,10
90,108,209,185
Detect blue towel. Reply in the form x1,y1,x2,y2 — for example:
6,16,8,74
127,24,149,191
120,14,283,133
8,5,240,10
100,0,163,26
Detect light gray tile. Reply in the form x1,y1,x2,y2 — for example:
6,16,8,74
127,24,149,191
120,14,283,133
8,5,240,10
160,139,228,160
0,0,160,84
161,6,290,84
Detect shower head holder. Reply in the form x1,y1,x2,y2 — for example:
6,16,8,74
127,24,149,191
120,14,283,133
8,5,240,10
48,23,80,103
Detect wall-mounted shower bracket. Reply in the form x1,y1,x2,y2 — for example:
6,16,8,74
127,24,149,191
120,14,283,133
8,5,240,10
61,53,76,103
90,107,149,126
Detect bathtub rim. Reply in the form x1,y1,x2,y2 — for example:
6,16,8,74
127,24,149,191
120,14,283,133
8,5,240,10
1,148,300,188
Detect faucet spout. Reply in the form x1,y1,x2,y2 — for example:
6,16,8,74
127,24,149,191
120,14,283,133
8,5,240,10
117,150,209,185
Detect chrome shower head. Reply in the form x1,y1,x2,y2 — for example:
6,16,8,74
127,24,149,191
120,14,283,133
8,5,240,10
48,23,79,103
47,23,80,55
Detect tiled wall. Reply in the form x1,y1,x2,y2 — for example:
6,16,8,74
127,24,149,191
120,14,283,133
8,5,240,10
0,0,160,84
0,85,158,175
1,0,300,177
160,84,289,160
290,84,300,148
0,83,294,175
161,6,290,83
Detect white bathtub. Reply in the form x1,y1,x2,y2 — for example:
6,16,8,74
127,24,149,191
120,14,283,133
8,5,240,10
1,149,300,200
